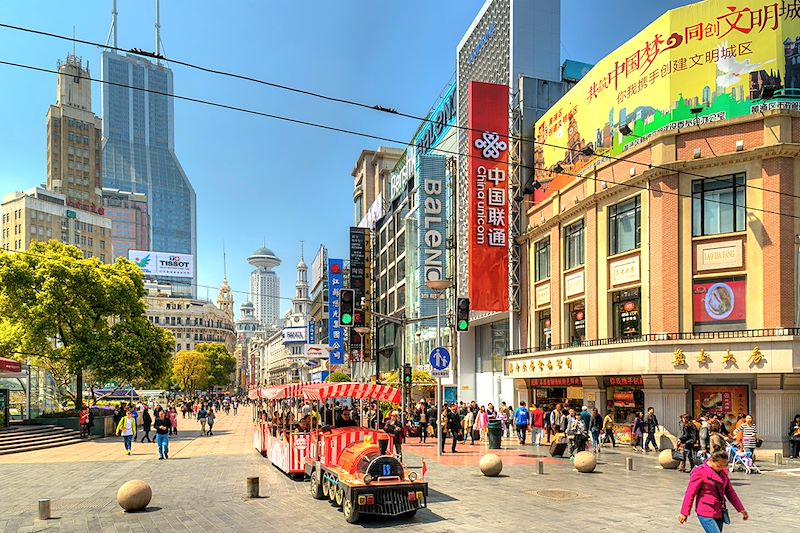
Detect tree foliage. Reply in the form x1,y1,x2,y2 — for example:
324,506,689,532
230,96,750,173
172,350,209,392
0,241,174,408
196,343,236,387
383,369,436,388
326,371,351,383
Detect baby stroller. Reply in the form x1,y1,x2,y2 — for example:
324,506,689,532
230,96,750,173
728,445,761,474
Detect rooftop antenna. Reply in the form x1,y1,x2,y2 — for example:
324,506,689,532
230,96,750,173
105,0,118,50
72,26,76,58
300,240,304,261
223,241,228,281
155,0,161,64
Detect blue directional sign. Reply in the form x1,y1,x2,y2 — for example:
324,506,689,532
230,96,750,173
429,347,451,371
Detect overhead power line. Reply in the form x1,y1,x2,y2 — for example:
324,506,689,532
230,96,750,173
1,22,799,203
0,58,798,223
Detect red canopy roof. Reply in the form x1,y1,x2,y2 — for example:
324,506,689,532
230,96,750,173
0,357,22,373
302,382,401,404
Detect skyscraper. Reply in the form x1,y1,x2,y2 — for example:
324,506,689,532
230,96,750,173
100,49,196,294
248,245,281,330
46,54,104,210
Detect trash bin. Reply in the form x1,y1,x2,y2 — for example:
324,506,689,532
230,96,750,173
377,433,390,455
488,420,503,449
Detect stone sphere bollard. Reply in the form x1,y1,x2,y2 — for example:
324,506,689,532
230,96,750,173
116,480,152,512
659,449,681,469
574,451,597,473
479,453,503,477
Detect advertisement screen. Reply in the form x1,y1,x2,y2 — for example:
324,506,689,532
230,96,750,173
468,81,509,312
692,278,746,324
128,250,194,278
533,0,800,203
693,385,749,429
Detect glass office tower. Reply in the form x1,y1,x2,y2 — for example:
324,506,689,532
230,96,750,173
101,51,196,295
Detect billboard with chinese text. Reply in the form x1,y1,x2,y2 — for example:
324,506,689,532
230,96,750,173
468,81,509,312
533,0,800,203
327,259,345,365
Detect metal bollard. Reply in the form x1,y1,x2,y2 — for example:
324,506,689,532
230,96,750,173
38,499,51,520
246,477,259,498
626,457,634,471
536,460,544,475
774,452,784,465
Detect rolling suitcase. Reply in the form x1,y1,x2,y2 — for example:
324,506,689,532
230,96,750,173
550,436,568,457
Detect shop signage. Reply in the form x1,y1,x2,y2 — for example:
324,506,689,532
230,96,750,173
389,148,415,202
415,81,456,155
327,259,345,365
468,81,509,312
66,198,105,215
693,278,746,324
610,256,640,286
467,21,496,65
535,283,551,307
308,321,316,344
692,385,748,428
608,376,644,386
564,270,585,298
418,154,448,326
0,357,22,373
530,377,582,387
128,250,194,278
532,0,800,205
697,240,743,271
349,227,369,327
282,327,307,345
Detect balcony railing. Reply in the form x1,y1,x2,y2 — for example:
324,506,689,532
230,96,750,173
506,327,800,356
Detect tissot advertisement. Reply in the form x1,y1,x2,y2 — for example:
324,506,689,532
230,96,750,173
129,250,194,278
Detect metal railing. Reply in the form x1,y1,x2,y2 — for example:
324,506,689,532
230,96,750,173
506,327,800,356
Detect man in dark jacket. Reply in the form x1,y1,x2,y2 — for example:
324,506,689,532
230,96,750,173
441,404,461,454
644,407,660,452
140,407,153,443
679,414,699,472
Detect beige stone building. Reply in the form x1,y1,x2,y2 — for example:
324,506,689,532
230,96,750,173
1,187,112,262
144,281,236,355
351,147,403,226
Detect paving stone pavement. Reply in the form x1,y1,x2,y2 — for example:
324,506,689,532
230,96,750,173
0,412,798,532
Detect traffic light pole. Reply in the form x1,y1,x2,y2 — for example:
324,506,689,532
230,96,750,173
436,290,443,458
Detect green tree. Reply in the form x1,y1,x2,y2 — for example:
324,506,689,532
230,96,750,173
196,343,236,388
326,371,351,382
0,241,174,408
172,349,209,393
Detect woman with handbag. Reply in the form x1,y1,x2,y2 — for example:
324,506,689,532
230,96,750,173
789,414,800,459
679,450,749,532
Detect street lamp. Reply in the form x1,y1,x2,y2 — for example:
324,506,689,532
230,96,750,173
425,278,453,457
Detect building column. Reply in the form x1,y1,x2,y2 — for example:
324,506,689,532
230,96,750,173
761,157,795,328
753,388,800,458
648,173,680,333
549,225,561,345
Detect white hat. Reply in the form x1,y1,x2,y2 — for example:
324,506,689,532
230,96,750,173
582,406,588,411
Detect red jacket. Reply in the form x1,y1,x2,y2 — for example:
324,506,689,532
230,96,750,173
532,409,544,428
680,462,745,519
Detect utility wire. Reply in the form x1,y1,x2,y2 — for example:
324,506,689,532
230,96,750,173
1,57,797,223
1,22,797,202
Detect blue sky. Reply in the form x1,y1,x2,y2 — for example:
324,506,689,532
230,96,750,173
0,0,689,314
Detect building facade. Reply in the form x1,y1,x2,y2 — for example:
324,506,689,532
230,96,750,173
1,187,112,262
46,55,104,210
101,188,150,259
144,281,236,355
507,0,800,455
234,301,261,388
248,246,281,330
101,51,196,295
351,148,404,227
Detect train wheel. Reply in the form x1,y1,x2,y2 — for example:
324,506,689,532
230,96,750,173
328,481,337,502
322,477,330,498
343,494,360,524
309,470,324,500
334,486,344,507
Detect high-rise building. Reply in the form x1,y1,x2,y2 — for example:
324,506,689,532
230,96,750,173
101,187,150,259
46,55,104,210
248,245,281,330
100,50,196,295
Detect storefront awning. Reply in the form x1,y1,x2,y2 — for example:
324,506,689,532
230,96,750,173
0,357,22,374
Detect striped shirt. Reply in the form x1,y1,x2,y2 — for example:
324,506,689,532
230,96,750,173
738,423,757,446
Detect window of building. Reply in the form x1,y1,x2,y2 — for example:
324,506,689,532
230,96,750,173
692,174,745,236
534,238,550,281
608,196,641,255
537,310,552,351
612,288,641,339
476,321,508,373
567,300,586,344
564,220,585,270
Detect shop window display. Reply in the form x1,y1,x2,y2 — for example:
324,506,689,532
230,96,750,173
567,301,586,345
604,377,644,445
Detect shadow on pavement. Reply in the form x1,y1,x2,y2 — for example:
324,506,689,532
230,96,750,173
426,488,458,503
351,508,446,528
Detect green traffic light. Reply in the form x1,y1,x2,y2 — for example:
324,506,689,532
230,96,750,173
341,313,353,326
457,319,469,331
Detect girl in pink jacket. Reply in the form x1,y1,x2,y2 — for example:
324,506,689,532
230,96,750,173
679,450,748,532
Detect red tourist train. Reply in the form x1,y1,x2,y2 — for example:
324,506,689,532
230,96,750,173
250,382,428,523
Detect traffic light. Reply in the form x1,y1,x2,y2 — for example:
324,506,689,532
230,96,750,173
340,289,355,326
402,363,412,386
456,298,470,332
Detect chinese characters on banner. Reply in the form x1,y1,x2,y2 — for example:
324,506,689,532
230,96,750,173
327,259,345,365
468,81,509,312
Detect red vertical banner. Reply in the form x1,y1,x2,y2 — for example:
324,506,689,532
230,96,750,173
468,81,509,312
